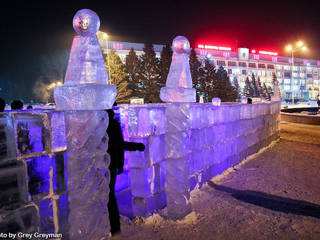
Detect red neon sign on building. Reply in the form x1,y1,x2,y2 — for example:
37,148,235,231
198,44,232,51
251,49,278,56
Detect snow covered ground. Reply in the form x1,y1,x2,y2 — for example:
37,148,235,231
120,122,320,240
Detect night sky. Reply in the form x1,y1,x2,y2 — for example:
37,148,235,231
1,0,320,102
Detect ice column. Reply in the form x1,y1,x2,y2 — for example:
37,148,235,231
271,78,280,101
161,36,195,219
54,9,116,239
160,36,196,103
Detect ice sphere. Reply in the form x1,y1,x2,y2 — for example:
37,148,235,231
0,161,29,209
160,36,196,103
212,97,221,106
73,9,100,37
54,9,116,110
12,113,51,159
0,113,17,166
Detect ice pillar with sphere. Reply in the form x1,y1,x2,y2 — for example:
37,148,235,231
161,36,195,219
54,9,116,239
160,36,196,103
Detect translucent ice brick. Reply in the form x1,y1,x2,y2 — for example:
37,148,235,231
12,113,51,159
0,113,17,166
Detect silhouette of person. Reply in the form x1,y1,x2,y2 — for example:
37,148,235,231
27,105,33,110
0,98,5,112
247,97,252,104
317,95,320,110
106,104,145,238
11,99,24,110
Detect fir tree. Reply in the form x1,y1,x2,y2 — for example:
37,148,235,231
233,76,241,100
189,48,204,101
262,83,268,99
243,76,254,97
212,66,238,102
257,76,263,97
202,58,216,102
105,49,132,103
251,74,260,97
272,72,280,97
137,43,162,103
125,48,140,98
267,86,273,99
160,44,172,87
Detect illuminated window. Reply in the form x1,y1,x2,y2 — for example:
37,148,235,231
293,66,298,71
250,70,257,76
284,65,291,70
267,64,274,69
217,60,226,66
239,62,247,67
314,80,319,85
284,79,291,84
267,71,273,76
300,80,306,84
277,72,282,77
248,63,256,68
300,73,305,78
284,85,291,91
276,65,282,70
228,61,237,67
307,74,313,78
258,64,266,68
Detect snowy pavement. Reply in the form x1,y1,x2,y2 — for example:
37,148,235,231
120,122,320,240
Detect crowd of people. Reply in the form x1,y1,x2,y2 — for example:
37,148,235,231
0,98,33,112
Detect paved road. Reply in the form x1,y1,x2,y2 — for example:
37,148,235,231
121,122,320,240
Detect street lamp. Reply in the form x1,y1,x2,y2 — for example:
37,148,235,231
102,32,112,84
285,41,307,104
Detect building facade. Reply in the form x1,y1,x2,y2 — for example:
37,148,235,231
98,37,320,101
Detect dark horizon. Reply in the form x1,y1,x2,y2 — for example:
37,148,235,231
1,0,320,102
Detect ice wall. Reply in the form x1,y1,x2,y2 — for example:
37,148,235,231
116,101,281,219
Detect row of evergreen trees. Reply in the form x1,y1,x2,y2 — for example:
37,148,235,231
104,44,239,103
242,73,277,100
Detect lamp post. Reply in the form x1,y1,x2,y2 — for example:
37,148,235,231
286,41,307,104
102,33,112,84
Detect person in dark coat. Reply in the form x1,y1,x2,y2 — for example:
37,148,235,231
317,95,320,110
106,107,145,238
0,98,5,112
10,99,24,110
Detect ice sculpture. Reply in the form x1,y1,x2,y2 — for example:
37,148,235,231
54,9,116,110
53,9,113,239
160,36,196,102
271,78,280,101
